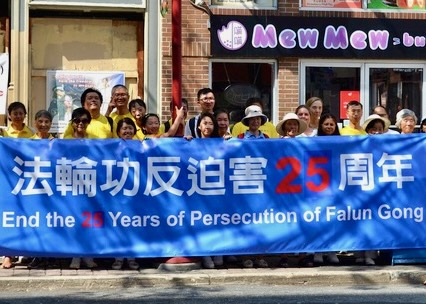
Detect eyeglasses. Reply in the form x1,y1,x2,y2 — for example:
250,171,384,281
200,97,215,102
72,118,90,124
113,93,128,98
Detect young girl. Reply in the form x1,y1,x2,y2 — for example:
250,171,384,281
3,101,34,138
31,110,54,139
141,106,184,138
117,117,137,140
128,98,146,139
109,117,141,270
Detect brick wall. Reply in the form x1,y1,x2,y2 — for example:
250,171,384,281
161,1,426,121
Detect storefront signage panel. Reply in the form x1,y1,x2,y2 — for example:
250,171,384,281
211,16,426,59
29,0,145,8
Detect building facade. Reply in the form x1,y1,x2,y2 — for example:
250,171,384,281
1,1,426,128
163,0,426,127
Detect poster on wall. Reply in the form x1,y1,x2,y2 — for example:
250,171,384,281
340,91,360,119
46,70,125,133
367,0,425,9
0,53,9,115
302,0,362,9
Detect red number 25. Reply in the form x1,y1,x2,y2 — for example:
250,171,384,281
275,156,330,194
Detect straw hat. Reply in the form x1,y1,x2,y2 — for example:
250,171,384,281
276,113,307,136
241,105,268,126
362,114,390,132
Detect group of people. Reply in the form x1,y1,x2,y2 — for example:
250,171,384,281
0,85,424,270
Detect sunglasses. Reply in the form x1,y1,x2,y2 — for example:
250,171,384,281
72,118,90,124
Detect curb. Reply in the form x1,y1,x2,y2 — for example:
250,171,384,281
0,266,425,291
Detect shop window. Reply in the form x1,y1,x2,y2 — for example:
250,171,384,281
211,61,276,125
368,67,423,125
211,0,277,9
303,65,361,123
302,62,425,127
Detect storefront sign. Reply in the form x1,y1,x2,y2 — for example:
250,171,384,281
29,0,145,8
0,53,8,115
211,16,426,59
303,0,361,9
46,70,125,133
0,135,425,257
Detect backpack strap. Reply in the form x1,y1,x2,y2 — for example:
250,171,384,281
106,116,114,132
164,120,171,133
189,117,196,138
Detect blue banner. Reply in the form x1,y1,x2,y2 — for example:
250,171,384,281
0,135,425,257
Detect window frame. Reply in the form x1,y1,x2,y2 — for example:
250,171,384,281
209,58,279,124
300,59,426,125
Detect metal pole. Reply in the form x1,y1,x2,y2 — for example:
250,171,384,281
171,0,183,136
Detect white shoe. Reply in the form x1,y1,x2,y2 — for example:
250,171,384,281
69,257,81,269
202,256,214,269
213,256,223,267
82,257,97,268
254,259,268,268
314,253,324,264
365,257,375,266
327,253,340,264
127,259,140,270
111,258,124,270
242,259,253,268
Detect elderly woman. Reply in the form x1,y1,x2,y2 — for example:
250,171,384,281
395,109,417,134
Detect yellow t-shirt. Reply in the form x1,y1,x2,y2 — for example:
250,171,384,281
231,121,279,138
110,112,145,140
63,115,117,139
340,126,367,136
3,125,34,138
30,134,54,139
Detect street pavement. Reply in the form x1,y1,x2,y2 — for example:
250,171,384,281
0,255,425,291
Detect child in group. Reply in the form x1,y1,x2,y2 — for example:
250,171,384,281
141,106,185,138
117,117,137,140
128,98,146,139
31,110,54,139
3,101,34,138
109,117,141,270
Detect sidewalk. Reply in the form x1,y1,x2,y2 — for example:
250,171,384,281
0,256,425,291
